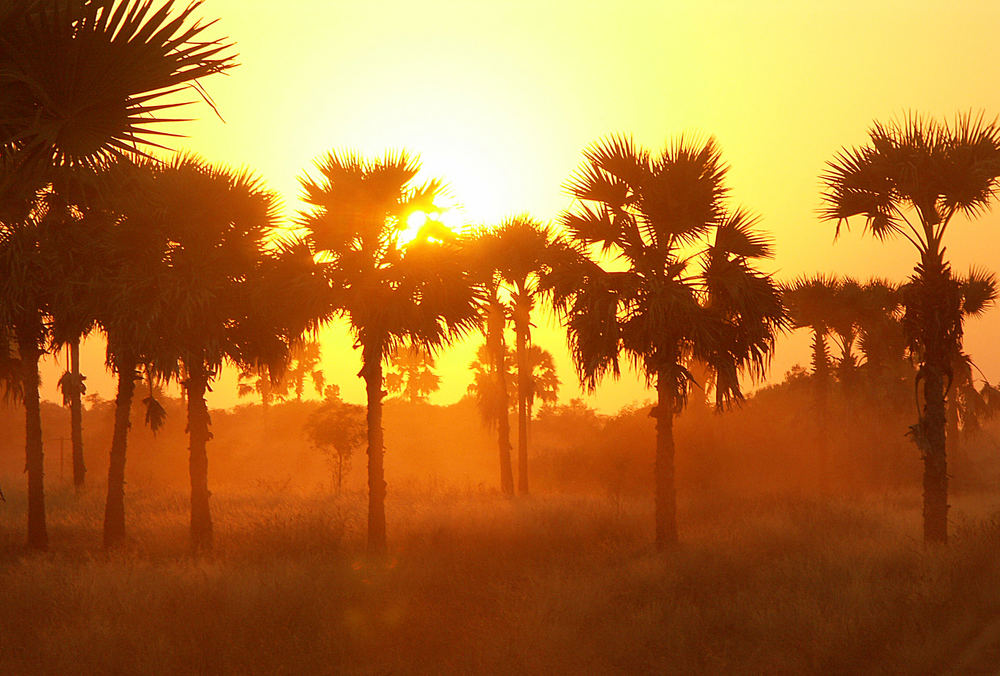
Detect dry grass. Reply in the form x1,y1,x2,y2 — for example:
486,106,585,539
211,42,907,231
2,485,1000,675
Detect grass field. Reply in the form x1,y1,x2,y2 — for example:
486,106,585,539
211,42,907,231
2,484,1000,674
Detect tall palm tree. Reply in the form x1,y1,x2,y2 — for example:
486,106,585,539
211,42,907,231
146,155,329,551
298,150,481,555
464,231,515,495
0,203,55,549
548,135,786,548
821,113,1000,544
0,0,235,550
486,217,572,495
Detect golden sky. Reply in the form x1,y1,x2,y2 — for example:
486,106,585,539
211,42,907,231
50,0,1000,412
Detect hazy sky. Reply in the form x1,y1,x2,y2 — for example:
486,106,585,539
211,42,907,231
53,0,1000,412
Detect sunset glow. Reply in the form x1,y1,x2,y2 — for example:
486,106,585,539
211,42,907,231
6,3,1000,672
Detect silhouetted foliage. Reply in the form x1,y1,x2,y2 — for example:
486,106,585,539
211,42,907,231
549,135,787,547
821,112,1000,544
298,150,481,554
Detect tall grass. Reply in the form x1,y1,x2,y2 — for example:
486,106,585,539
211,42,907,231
2,485,1000,674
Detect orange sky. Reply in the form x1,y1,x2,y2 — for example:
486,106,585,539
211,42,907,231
46,0,1000,413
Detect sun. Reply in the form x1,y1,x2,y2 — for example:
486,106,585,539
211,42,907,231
397,197,466,246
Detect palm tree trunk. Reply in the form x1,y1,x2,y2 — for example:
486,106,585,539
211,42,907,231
362,349,387,556
495,354,515,496
16,322,46,550
70,337,85,491
514,304,530,496
186,363,213,552
654,372,678,549
811,330,832,490
487,301,514,496
103,359,136,548
916,255,953,545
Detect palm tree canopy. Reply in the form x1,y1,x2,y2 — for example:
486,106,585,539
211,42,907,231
103,155,331,381
550,135,787,408
0,0,236,170
781,275,840,334
820,113,1000,253
298,150,482,362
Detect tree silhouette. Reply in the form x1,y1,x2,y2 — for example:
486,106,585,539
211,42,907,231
0,0,235,549
386,345,441,403
143,155,328,552
821,113,1000,544
298,150,481,555
510,344,560,452
0,195,58,549
0,0,235,171
237,341,324,406
467,343,513,431
482,217,571,495
306,393,366,494
548,135,786,548
465,229,516,495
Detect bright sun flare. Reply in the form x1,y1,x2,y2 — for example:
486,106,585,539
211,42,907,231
397,198,466,245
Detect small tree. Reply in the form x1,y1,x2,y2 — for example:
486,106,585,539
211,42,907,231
306,396,366,493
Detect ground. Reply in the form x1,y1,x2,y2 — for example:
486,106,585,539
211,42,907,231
2,485,1000,674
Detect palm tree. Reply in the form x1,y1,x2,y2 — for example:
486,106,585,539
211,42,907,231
467,342,514,433
0,0,235,549
782,275,839,385
821,113,1000,544
298,150,481,555
386,345,441,403
941,270,997,461
237,363,289,407
463,232,516,496
0,204,54,549
0,0,236,172
485,217,572,495
146,155,329,551
286,341,326,400
509,344,560,453
549,135,786,548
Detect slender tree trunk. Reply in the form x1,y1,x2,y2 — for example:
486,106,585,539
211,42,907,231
103,360,136,548
496,354,515,496
654,372,678,549
186,363,213,552
487,301,515,496
17,322,46,550
362,350,387,556
514,301,530,496
70,337,85,491
812,331,831,491
915,255,953,545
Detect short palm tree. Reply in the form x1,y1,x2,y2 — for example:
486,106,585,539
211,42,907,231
821,113,1000,544
549,135,786,548
386,345,441,403
298,150,481,555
